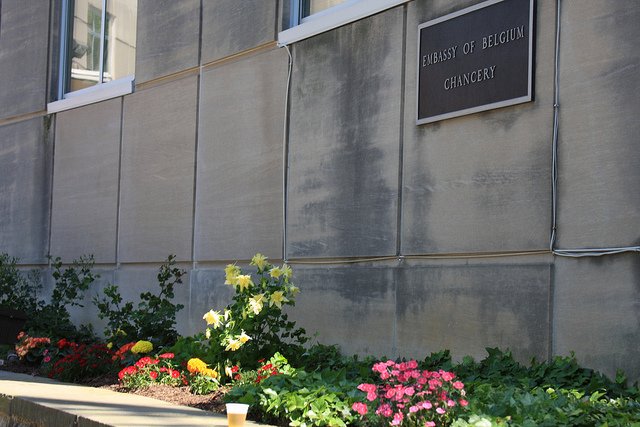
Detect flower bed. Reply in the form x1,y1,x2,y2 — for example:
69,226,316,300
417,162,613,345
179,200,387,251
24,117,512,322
1,252,639,426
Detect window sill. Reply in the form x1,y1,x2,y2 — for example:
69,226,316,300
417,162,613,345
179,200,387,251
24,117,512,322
47,75,134,113
278,0,411,46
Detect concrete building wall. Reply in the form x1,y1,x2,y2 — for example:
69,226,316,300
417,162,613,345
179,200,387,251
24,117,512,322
0,0,638,380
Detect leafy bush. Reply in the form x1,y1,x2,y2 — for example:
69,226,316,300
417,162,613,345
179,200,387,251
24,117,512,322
25,256,98,340
184,254,307,379
429,348,640,427
226,353,362,427
93,255,186,347
0,253,40,313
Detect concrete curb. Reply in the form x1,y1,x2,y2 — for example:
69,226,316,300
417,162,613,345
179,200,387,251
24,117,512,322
0,371,272,427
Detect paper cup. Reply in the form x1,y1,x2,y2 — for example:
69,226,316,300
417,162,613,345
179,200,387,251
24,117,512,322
226,403,249,427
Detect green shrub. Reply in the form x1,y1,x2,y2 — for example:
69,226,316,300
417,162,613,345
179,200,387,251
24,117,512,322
93,255,185,347
226,353,362,427
183,254,307,379
25,256,97,341
0,253,40,313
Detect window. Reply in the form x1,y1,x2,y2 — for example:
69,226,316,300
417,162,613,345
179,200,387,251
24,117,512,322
300,0,353,22
279,0,411,46
48,0,137,113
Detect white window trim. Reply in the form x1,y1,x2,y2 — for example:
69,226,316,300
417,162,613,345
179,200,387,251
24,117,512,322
47,75,134,113
278,0,411,46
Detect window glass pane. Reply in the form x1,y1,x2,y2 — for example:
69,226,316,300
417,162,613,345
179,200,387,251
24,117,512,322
302,0,348,18
64,0,137,94
67,0,102,92
104,0,137,82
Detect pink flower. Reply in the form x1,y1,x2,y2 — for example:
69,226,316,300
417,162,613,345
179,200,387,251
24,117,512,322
453,381,464,390
441,371,455,382
43,356,51,363
376,404,393,417
352,402,368,415
425,422,436,427
421,401,433,410
447,399,456,407
367,392,377,401
409,405,419,413
391,412,404,425
407,360,418,369
436,407,446,415
358,383,377,393
459,399,469,407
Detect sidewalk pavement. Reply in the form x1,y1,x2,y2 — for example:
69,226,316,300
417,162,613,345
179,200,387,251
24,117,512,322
0,370,272,427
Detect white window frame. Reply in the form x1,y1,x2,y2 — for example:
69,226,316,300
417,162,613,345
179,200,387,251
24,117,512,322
278,0,411,47
48,0,135,113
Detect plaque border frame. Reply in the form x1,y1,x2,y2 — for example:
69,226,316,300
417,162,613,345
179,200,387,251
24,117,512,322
416,0,535,125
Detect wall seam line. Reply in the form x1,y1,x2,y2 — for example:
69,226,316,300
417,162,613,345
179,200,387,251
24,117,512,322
115,97,125,267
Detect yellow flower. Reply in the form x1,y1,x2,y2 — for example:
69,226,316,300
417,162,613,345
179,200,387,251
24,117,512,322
130,340,153,354
269,291,289,309
225,264,240,285
248,293,265,315
288,284,300,296
205,328,211,339
269,267,283,279
187,358,208,374
202,368,218,379
225,339,242,352
238,331,251,344
251,253,268,271
106,342,113,349
235,274,253,292
203,309,223,329
282,264,292,280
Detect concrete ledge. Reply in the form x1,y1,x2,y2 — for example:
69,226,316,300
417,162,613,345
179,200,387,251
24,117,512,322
0,371,270,427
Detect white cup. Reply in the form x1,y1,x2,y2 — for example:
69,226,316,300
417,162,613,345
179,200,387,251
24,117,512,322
226,403,249,427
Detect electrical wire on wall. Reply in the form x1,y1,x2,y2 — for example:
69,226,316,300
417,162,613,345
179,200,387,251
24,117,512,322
282,45,293,264
549,0,640,258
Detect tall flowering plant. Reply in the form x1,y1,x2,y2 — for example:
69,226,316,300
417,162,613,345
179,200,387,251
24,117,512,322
352,360,469,427
199,253,307,375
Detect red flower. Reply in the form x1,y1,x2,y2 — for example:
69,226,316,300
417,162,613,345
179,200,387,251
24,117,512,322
171,370,180,379
158,353,174,359
149,371,158,380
